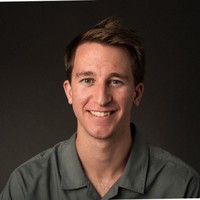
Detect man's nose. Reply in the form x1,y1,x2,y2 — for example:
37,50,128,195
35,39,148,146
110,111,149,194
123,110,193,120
93,84,112,106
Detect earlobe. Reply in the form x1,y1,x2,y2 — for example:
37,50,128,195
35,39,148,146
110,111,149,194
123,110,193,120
133,83,144,106
63,80,73,104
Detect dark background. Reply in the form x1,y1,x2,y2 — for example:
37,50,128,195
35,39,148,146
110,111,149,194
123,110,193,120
0,0,200,191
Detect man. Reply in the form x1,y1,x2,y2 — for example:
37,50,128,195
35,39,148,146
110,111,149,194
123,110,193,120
0,16,199,199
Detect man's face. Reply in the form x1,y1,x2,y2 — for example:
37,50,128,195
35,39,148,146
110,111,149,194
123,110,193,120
64,42,144,140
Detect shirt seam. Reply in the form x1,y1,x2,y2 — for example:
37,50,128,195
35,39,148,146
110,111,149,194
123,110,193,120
148,145,200,183
14,171,28,200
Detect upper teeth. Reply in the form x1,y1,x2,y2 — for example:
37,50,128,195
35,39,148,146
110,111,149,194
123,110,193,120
90,111,111,117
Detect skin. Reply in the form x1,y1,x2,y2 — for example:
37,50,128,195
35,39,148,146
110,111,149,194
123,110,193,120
63,42,144,197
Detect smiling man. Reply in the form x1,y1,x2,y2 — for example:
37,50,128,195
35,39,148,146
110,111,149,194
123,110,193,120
63,42,142,197
0,17,200,199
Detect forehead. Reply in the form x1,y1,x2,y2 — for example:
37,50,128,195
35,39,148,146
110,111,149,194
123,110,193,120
73,42,133,74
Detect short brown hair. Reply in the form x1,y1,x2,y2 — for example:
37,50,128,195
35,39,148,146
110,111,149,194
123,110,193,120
64,16,145,85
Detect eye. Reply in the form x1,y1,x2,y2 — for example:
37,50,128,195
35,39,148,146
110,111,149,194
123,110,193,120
80,78,94,85
108,80,123,87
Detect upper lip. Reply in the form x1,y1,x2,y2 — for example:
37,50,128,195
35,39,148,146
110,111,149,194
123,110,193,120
87,110,117,112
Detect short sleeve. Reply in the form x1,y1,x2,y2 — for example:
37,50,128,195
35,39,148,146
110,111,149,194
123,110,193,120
0,171,26,200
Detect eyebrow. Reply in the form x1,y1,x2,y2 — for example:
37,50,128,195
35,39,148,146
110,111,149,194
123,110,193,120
76,71,95,78
108,72,129,80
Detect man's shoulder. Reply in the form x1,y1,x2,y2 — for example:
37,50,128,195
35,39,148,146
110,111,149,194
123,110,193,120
0,135,77,198
147,143,200,181
12,137,72,180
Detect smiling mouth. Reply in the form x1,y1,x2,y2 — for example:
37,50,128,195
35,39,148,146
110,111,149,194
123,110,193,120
89,110,114,118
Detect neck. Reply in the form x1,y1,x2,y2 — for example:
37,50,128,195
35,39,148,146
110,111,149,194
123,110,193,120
75,126,132,197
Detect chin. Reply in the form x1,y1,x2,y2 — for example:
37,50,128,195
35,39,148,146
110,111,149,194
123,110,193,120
90,133,113,140
87,126,116,140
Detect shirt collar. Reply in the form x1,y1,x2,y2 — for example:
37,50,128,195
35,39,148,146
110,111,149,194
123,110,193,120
59,133,88,190
59,124,149,193
118,123,149,194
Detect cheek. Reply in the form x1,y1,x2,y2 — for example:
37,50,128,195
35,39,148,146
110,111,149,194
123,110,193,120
121,96,134,111
71,87,91,108
116,88,135,106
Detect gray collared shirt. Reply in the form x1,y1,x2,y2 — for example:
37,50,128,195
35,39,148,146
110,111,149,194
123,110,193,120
1,124,200,199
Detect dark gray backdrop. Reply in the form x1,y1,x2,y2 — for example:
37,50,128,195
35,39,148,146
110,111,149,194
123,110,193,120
0,0,200,191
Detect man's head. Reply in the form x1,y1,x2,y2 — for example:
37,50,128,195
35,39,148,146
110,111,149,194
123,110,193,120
64,16,145,86
63,17,145,140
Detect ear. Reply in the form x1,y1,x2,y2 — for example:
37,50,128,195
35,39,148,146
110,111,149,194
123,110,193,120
133,83,144,106
63,80,73,104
